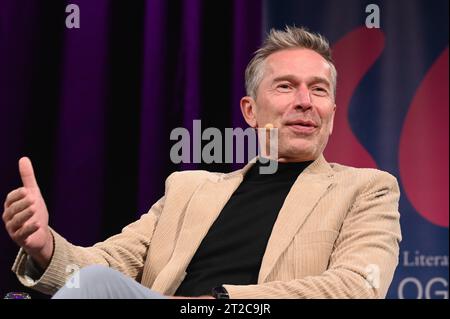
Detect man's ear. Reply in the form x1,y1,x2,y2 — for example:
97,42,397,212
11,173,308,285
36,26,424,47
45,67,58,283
329,104,336,135
240,96,257,128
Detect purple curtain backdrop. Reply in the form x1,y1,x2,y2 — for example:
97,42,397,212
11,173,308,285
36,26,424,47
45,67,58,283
52,0,109,246
0,0,262,297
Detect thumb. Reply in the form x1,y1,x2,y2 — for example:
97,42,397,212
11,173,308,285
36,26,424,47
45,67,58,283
19,157,39,189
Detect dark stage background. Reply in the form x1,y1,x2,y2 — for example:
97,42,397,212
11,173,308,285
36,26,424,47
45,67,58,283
0,0,448,299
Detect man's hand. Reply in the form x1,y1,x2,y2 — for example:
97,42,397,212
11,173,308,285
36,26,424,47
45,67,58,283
2,157,53,269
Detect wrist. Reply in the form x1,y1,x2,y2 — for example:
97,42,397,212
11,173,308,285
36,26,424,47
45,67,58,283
26,230,54,270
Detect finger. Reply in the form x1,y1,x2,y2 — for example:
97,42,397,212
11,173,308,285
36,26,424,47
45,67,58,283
4,187,27,209
3,197,33,222
19,157,39,189
7,208,34,233
13,222,39,243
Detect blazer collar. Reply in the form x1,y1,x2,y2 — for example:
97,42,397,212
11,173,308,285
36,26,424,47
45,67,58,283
232,154,335,282
258,155,335,282
151,169,244,294
224,153,333,180
152,154,334,293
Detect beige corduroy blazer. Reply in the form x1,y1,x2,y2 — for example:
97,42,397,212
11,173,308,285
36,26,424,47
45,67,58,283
13,155,402,298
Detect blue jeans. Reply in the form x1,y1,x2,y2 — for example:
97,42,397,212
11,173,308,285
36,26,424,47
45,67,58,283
52,265,167,299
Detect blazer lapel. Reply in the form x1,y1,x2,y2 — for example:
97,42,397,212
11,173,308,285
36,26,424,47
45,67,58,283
258,155,335,283
151,156,333,293
152,163,254,294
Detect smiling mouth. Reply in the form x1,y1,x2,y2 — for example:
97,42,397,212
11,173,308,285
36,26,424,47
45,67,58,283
286,122,318,134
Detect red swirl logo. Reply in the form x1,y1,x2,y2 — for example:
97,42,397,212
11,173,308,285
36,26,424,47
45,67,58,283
324,27,449,228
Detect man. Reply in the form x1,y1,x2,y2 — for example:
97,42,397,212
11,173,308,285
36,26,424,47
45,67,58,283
3,26,401,299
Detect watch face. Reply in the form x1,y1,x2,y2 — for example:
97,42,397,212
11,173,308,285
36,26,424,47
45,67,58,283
212,286,229,299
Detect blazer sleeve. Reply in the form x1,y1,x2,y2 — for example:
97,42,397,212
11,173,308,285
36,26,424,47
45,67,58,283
223,171,402,299
11,195,165,296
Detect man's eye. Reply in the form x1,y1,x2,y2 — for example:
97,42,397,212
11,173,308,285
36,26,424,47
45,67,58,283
312,87,328,95
277,84,291,91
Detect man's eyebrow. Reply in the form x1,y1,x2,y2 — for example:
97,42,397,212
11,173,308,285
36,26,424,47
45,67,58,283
271,75,331,88
271,75,298,83
308,76,331,88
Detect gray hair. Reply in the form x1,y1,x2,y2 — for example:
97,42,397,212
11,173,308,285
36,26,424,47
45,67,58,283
245,26,337,99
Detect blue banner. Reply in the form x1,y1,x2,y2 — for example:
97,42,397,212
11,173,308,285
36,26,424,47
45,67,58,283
264,0,449,298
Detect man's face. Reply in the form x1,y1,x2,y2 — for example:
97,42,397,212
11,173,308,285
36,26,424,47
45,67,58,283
241,48,336,162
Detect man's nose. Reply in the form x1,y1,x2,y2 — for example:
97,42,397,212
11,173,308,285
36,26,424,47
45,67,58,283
294,86,313,110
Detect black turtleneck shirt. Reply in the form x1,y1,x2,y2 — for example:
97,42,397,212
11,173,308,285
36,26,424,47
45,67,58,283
175,160,312,296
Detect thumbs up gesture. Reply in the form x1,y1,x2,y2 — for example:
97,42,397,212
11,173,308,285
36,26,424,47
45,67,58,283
2,157,53,269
